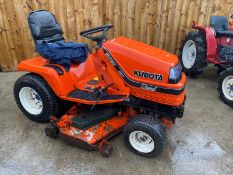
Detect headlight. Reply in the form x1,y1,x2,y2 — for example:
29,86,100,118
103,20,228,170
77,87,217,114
168,63,182,84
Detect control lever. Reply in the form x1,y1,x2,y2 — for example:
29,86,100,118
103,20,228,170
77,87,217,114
91,83,114,110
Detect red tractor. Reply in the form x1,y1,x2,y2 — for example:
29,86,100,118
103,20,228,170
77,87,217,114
14,10,186,157
180,16,233,107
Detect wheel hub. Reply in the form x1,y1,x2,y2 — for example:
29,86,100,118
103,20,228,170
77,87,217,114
129,131,154,153
226,80,233,95
191,52,195,58
222,75,233,100
35,94,41,101
19,87,43,115
182,40,197,69
139,135,147,142
31,90,42,106
230,84,233,91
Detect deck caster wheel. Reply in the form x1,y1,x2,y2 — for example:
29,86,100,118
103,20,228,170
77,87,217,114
45,125,59,138
101,144,113,157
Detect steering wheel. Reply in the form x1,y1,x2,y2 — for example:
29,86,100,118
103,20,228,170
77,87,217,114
80,24,113,47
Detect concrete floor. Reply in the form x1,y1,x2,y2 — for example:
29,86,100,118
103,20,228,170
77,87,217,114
0,67,232,175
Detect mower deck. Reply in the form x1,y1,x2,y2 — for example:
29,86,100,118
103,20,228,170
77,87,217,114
71,105,120,129
46,105,136,156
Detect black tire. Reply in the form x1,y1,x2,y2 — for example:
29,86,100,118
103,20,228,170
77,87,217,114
123,115,166,158
14,73,59,123
218,67,233,108
180,32,207,78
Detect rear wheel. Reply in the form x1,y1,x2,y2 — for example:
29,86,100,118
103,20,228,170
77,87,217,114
218,68,233,107
14,73,59,122
180,32,207,78
123,115,166,158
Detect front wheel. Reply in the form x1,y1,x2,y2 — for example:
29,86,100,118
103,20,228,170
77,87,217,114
123,115,166,158
218,68,233,107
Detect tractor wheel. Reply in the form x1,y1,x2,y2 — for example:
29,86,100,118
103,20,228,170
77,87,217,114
123,115,166,158
218,68,233,107
180,32,207,78
14,73,59,123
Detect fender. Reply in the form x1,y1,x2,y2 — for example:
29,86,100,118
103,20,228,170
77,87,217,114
193,25,217,59
17,56,96,97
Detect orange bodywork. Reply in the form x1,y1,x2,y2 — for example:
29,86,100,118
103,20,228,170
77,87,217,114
18,56,128,105
18,56,96,96
18,36,186,106
94,37,186,106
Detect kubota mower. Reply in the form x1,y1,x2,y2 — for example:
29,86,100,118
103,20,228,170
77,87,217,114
14,10,186,157
180,16,233,107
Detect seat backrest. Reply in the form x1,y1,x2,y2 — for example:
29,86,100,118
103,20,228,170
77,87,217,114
28,10,63,43
210,16,229,31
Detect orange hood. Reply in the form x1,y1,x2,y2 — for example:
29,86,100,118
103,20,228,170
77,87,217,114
103,37,179,86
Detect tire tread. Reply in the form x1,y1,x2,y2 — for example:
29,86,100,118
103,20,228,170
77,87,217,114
123,115,166,158
14,73,58,122
180,31,207,78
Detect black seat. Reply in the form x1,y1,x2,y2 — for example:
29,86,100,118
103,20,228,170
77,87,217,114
28,10,64,43
27,10,89,71
210,16,233,38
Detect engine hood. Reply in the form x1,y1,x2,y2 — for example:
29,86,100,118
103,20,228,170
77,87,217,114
103,37,179,86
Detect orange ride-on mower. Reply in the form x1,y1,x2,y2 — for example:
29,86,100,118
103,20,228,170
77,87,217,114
14,10,186,158
180,16,233,107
